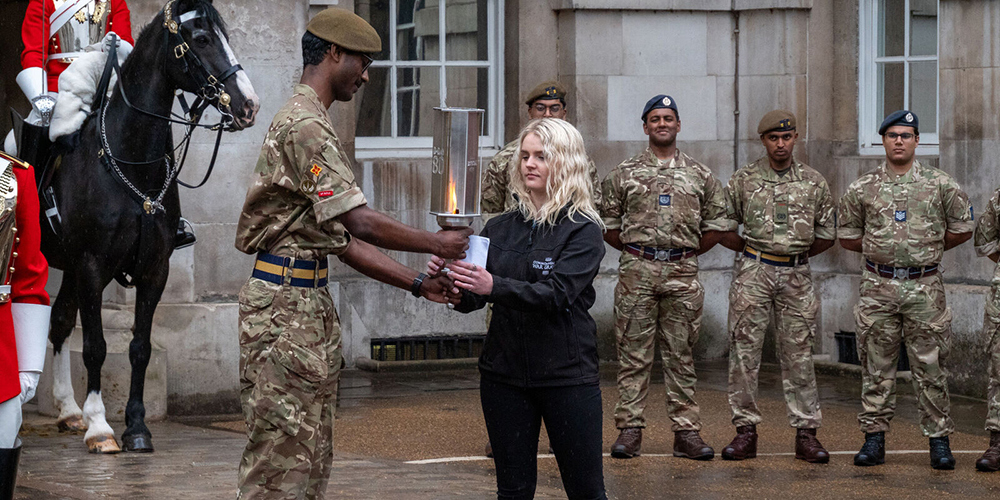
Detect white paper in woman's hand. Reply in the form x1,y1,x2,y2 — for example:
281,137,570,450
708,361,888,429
459,235,489,269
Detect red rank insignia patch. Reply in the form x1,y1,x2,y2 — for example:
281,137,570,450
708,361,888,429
318,190,333,198
310,164,323,176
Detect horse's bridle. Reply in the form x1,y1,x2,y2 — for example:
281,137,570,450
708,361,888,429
163,0,242,126
94,0,246,216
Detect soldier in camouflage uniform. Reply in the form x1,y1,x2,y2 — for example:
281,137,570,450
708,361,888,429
974,187,1000,471
602,95,735,460
234,9,469,499
718,110,835,463
839,110,973,470
480,81,600,220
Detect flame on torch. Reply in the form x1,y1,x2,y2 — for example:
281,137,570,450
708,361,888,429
448,178,459,215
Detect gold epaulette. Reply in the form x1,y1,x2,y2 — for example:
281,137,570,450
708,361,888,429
0,151,31,169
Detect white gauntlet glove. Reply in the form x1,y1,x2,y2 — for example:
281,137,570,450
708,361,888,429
19,371,40,405
16,67,56,125
13,302,51,405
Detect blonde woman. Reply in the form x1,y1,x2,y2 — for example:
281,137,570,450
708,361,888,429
429,118,607,499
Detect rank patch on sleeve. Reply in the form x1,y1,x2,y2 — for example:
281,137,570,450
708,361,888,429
659,194,671,206
310,164,323,176
318,190,334,198
894,210,907,222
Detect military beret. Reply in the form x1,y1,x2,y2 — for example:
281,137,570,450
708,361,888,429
306,8,382,54
757,110,796,135
878,110,919,135
524,81,567,105
641,94,678,122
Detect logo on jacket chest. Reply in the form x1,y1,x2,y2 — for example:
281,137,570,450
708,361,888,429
659,194,671,206
532,257,555,276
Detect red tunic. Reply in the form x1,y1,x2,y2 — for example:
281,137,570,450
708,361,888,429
0,154,51,403
20,0,134,92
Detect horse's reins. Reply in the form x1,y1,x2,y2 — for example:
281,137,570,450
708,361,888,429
98,0,242,214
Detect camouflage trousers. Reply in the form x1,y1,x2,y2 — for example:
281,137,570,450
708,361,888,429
237,277,342,500
983,284,1000,432
727,257,822,429
855,269,954,437
613,253,704,431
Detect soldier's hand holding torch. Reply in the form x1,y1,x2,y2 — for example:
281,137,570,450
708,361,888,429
434,227,473,260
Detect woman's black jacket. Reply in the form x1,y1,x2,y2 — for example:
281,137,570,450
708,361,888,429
455,209,606,387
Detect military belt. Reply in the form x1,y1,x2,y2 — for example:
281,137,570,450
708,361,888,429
743,246,808,267
252,252,328,288
865,259,938,280
624,244,696,262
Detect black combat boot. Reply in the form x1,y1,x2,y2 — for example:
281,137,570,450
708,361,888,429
0,439,22,500
929,436,956,470
853,431,885,466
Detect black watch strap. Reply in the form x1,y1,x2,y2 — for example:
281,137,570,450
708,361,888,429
411,272,427,297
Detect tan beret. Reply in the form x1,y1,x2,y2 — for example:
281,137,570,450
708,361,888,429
757,110,796,135
307,8,382,54
524,81,567,105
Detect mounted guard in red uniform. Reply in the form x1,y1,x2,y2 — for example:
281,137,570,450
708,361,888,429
0,151,52,500
6,0,133,157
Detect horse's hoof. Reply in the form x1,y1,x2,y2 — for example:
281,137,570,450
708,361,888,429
86,435,122,454
123,434,154,453
58,415,88,432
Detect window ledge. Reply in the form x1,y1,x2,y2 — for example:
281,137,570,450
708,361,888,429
356,147,501,160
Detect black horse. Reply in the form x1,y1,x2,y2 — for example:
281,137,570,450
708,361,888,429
42,0,258,453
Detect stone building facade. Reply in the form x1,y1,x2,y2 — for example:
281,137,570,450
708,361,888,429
1,0,999,414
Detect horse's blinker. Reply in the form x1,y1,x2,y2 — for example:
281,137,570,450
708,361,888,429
162,0,238,120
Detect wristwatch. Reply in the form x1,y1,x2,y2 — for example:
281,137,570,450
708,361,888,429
410,272,427,297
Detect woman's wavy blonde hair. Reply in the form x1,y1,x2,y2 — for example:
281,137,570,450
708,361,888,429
508,118,604,229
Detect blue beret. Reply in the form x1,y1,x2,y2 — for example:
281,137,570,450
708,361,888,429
641,94,678,122
878,110,918,135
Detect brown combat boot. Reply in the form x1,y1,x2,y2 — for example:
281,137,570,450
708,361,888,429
673,430,715,460
611,428,642,459
976,431,1000,472
722,425,757,460
795,428,830,463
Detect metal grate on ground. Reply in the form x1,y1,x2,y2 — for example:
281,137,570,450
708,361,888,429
370,335,486,361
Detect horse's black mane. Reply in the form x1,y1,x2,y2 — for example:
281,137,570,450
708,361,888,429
133,0,229,49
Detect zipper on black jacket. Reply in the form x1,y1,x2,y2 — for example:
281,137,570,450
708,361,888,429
524,218,538,385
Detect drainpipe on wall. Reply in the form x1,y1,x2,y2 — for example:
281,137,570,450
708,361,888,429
732,1,740,172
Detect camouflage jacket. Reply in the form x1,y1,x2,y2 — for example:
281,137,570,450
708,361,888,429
235,84,367,260
974,187,1000,283
480,139,601,217
725,157,836,256
838,160,974,267
601,148,735,249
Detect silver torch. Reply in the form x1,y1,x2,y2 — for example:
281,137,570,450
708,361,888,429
430,107,484,229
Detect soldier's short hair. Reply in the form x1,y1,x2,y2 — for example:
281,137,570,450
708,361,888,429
302,31,334,67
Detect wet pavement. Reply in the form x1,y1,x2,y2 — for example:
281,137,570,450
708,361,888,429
13,361,1000,499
